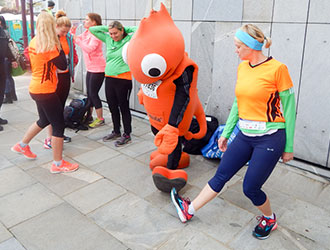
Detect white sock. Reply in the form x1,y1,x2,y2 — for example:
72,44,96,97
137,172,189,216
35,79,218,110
19,142,27,148
188,203,195,215
53,160,62,167
264,213,274,219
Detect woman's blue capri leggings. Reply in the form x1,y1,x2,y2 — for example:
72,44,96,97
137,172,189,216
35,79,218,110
208,129,286,206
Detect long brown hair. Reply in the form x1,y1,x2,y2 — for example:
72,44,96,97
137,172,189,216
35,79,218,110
87,13,102,25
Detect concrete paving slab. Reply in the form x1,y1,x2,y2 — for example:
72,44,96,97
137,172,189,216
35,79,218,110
63,178,127,214
0,183,63,228
158,226,230,249
315,185,330,213
0,155,13,170
0,223,12,244
0,167,37,197
60,135,103,158
187,196,255,245
220,179,297,218
119,138,156,158
229,223,308,250
0,237,26,250
280,199,330,249
27,164,99,197
94,154,156,198
11,203,127,250
264,164,327,204
73,145,120,167
89,192,183,250
131,117,153,137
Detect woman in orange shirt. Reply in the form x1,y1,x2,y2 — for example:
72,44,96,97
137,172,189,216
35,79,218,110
11,12,79,173
44,10,78,148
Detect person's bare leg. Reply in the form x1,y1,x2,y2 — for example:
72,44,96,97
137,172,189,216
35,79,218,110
257,197,273,217
22,122,43,144
191,183,218,211
46,125,52,139
95,107,103,120
51,136,63,162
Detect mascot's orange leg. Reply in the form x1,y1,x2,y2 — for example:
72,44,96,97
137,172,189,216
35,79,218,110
152,166,187,193
149,151,190,170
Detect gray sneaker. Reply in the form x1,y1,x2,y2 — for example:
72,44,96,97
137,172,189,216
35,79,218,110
115,133,131,147
103,131,121,142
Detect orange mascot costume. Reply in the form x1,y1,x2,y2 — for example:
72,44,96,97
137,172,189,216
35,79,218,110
125,4,207,192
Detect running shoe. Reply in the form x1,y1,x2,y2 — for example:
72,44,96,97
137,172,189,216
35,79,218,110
0,118,8,124
170,187,193,223
11,143,37,159
50,160,79,173
43,138,52,149
115,133,131,147
253,214,277,240
103,131,121,142
63,135,71,143
89,118,105,128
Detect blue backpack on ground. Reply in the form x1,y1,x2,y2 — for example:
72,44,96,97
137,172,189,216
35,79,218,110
63,98,90,131
201,124,240,159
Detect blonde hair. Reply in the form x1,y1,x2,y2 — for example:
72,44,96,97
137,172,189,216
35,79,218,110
36,11,61,53
241,24,272,49
55,10,71,28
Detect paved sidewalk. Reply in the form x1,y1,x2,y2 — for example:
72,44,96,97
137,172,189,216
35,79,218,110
0,73,329,250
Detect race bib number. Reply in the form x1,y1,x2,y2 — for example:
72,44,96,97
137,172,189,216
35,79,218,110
141,80,162,99
239,119,266,130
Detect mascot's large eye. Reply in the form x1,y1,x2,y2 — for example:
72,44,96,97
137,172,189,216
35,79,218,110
141,53,167,78
122,42,129,64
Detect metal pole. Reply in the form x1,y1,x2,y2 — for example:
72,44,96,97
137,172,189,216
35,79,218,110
20,0,29,49
29,0,35,38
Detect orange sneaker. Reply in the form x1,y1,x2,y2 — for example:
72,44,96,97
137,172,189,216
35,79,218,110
50,160,79,174
11,143,37,159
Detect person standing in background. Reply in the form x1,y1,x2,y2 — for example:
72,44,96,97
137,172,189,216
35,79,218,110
90,21,137,146
73,13,106,129
43,10,78,149
44,1,55,16
11,12,79,173
0,15,18,104
171,24,296,240
0,16,17,131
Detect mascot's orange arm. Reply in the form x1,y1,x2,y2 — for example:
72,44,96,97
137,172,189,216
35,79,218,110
185,100,207,140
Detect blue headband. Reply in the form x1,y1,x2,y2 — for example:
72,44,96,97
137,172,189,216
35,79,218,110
235,29,263,51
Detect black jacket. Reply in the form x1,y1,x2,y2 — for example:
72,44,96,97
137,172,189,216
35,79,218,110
0,27,15,62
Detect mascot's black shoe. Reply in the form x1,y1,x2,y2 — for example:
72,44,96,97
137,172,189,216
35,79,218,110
152,166,187,193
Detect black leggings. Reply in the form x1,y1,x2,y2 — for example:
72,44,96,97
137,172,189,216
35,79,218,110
56,72,71,109
86,71,104,109
30,92,65,137
105,76,132,135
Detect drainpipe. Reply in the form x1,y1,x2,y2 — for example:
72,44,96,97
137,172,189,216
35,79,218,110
20,0,29,49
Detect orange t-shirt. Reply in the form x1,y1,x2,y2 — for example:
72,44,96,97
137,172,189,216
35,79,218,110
106,71,132,80
235,58,293,123
28,37,60,94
